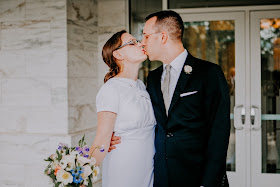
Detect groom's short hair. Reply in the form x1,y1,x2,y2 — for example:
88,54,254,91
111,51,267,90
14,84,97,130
145,10,184,42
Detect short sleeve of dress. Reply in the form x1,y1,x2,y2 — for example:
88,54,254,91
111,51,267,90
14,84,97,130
96,82,119,114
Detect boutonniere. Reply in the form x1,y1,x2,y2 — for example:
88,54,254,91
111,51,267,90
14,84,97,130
184,65,192,74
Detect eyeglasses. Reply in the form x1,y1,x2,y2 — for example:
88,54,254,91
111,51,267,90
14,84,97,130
115,39,140,50
142,32,160,40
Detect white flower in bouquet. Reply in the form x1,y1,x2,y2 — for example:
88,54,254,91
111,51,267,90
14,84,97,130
59,159,68,169
89,157,97,166
56,169,73,185
83,178,89,186
62,155,75,164
51,160,59,169
77,156,91,166
65,162,74,171
82,165,93,179
50,154,57,161
44,135,103,187
91,166,100,182
70,150,79,156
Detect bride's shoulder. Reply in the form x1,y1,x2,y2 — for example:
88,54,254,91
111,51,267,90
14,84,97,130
136,79,147,90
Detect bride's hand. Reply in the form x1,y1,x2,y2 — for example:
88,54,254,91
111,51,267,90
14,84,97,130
108,132,121,152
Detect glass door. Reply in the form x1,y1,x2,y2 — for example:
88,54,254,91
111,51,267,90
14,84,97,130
180,12,246,187
250,10,280,187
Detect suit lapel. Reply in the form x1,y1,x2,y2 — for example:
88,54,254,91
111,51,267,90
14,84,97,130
168,54,195,115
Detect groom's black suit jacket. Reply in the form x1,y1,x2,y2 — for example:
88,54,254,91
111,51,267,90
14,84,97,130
147,54,230,187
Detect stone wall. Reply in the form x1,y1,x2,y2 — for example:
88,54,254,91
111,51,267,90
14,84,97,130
0,0,128,186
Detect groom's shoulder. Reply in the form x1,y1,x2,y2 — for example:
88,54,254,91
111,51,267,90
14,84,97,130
193,56,222,74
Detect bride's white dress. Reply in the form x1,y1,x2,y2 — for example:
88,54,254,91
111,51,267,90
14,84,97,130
96,77,156,187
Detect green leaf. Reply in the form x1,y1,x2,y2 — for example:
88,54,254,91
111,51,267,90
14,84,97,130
88,176,93,187
55,182,61,187
49,173,56,180
44,158,52,162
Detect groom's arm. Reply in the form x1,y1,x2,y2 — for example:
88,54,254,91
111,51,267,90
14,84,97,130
201,65,231,187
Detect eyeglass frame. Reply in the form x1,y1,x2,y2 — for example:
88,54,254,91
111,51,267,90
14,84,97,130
115,39,141,50
142,32,160,40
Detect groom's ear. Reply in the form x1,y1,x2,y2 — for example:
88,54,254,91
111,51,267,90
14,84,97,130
161,32,168,44
113,50,123,61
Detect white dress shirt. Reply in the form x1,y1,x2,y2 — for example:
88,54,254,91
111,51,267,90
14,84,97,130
161,49,188,103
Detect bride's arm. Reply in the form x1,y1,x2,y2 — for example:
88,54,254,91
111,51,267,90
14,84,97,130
89,111,117,166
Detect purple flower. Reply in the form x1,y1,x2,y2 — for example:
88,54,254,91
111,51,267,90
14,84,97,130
59,143,69,148
99,145,105,152
83,155,89,158
84,147,90,152
58,145,62,150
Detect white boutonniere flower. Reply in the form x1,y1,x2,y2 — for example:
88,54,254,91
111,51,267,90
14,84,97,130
184,65,192,74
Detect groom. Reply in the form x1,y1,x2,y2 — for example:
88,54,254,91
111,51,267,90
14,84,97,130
111,10,230,187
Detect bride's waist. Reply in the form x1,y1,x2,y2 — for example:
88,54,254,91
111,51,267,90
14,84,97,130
114,125,155,140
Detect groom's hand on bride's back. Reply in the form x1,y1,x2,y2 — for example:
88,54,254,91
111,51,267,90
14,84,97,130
108,132,121,152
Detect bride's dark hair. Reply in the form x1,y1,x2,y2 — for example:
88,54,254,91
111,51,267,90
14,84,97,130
102,30,127,83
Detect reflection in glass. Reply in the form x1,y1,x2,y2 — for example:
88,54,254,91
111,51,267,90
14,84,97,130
168,0,280,9
261,18,280,174
183,20,236,171
130,0,162,83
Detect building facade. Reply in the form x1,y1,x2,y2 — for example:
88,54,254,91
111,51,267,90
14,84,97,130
0,0,279,186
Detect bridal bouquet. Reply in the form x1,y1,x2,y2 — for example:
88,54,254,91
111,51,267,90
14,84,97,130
44,136,104,187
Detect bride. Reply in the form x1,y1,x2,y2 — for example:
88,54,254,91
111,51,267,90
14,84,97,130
89,30,156,187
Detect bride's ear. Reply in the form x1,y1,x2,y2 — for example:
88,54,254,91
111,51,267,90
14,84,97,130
113,50,123,61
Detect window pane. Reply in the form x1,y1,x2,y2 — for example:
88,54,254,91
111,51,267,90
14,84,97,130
130,0,162,82
183,20,236,171
169,0,280,9
260,18,280,174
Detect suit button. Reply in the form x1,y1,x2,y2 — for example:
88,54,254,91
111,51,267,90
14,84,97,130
167,134,170,137
165,157,167,160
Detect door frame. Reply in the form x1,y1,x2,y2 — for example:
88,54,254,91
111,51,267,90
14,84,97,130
171,4,280,187
250,10,280,187
180,11,246,187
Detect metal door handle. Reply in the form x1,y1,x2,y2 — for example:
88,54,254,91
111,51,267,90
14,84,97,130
234,105,245,130
251,105,261,131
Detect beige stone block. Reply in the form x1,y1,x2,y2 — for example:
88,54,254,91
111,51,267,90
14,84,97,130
25,0,66,21
51,18,67,50
25,165,50,187
25,106,68,134
68,103,97,134
68,50,97,78
0,164,25,186
0,0,25,22
49,78,67,106
0,51,26,78
68,77,97,105
98,1,126,27
1,21,51,51
67,0,97,23
0,106,27,133
2,78,52,106
26,49,67,78
67,23,98,51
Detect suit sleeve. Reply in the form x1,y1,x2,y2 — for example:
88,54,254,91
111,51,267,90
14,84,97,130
201,65,231,187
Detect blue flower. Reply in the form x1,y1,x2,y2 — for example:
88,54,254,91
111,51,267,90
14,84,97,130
76,166,84,174
73,174,83,184
71,168,80,176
